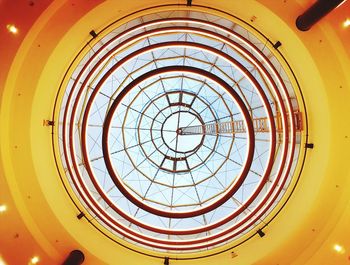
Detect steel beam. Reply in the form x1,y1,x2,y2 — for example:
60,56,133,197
179,112,303,135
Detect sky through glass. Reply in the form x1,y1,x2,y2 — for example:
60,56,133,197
55,8,306,255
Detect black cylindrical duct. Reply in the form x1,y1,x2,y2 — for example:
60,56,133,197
296,0,346,31
62,250,85,265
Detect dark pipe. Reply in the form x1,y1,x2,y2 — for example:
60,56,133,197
62,250,85,265
296,0,346,31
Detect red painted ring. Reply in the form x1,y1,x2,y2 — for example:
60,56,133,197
101,65,255,218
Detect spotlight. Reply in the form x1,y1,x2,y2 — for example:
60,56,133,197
89,30,98,38
296,0,346,31
273,41,282,49
164,257,169,265
43,120,55,126
257,229,265,238
305,143,314,149
63,250,85,265
77,212,85,220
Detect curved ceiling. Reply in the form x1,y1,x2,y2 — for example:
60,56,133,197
0,0,350,264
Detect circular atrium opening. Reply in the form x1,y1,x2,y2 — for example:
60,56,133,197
53,7,307,257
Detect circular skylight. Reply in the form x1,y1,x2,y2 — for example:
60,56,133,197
54,8,306,255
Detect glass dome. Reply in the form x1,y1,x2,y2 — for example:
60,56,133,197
54,8,306,255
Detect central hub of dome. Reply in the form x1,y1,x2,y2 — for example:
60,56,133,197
162,111,203,154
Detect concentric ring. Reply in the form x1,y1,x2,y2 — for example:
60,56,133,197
134,90,213,173
54,9,305,254
102,65,255,218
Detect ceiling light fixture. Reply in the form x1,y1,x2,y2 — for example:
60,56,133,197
6,24,18,34
343,18,350,28
333,244,345,254
0,256,7,265
30,256,40,264
257,229,266,238
0,205,7,213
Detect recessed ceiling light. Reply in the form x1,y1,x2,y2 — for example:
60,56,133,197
0,256,7,265
343,18,350,28
334,244,345,254
6,24,18,34
0,205,7,213
30,256,40,264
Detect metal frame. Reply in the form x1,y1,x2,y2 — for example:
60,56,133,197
53,9,306,254
101,65,255,218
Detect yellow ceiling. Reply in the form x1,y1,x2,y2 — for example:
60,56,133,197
0,0,350,264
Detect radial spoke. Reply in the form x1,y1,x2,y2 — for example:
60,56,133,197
202,143,262,178
122,103,163,124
